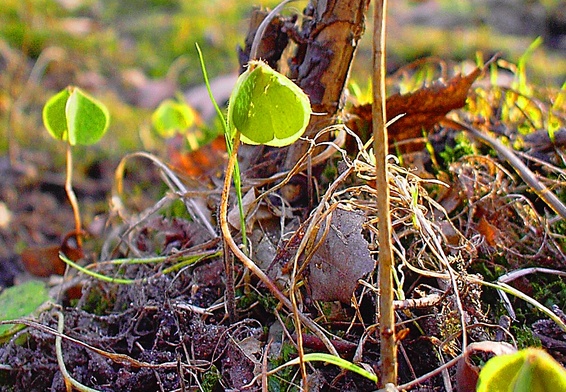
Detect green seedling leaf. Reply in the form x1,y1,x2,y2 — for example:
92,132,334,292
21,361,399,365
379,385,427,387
0,280,51,341
152,99,196,138
65,87,110,145
43,86,110,146
228,60,310,147
43,88,71,141
477,348,566,392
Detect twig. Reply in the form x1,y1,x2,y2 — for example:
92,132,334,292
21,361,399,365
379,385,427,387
498,267,566,283
395,354,463,391
372,0,397,387
250,0,295,62
393,294,442,310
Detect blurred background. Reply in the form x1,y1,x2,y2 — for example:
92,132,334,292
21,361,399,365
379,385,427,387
0,0,564,154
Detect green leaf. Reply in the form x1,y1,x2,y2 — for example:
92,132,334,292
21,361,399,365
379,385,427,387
477,348,566,392
43,86,110,146
65,87,110,145
0,280,51,341
43,87,71,141
228,60,310,147
152,99,196,138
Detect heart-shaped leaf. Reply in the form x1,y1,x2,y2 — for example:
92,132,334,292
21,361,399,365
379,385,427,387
152,99,196,138
0,280,51,341
42,88,71,142
43,86,110,146
477,348,566,392
228,60,310,147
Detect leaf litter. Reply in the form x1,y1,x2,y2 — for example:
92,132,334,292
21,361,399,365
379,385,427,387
307,208,374,304
1,56,566,392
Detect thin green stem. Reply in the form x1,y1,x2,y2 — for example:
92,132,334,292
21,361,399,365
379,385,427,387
195,43,247,250
59,251,220,285
267,353,378,384
471,278,566,332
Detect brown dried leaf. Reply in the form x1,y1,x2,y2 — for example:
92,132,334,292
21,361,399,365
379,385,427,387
477,216,502,247
386,68,482,140
308,209,374,304
20,232,83,277
351,67,482,147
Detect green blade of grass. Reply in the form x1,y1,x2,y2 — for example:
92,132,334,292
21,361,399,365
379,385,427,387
269,353,378,384
195,42,247,251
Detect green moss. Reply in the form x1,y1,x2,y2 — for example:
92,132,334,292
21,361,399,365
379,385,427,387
530,277,566,311
438,133,476,166
201,364,221,392
236,289,257,310
258,293,278,313
511,323,542,350
268,342,299,392
80,286,116,316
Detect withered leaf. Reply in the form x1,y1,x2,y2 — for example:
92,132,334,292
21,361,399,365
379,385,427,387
308,209,374,304
167,135,226,178
20,232,83,277
477,216,501,247
456,341,516,392
351,67,482,146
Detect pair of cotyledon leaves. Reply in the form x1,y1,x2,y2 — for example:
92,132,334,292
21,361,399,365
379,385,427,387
43,86,110,146
151,99,196,138
43,61,310,148
228,60,311,147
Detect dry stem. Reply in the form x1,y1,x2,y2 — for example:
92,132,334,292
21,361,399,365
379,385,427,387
372,0,397,386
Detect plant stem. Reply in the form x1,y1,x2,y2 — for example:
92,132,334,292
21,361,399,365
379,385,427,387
220,131,340,357
65,143,82,247
55,311,103,392
372,0,397,387
223,239,237,323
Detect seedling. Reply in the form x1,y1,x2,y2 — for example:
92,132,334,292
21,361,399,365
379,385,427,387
151,97,195,139
225,58,310,233
195,44,311,250
477,348,566,392
197,43,319,379
228,60,310,147
43,86,110,246
151,96,222,153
